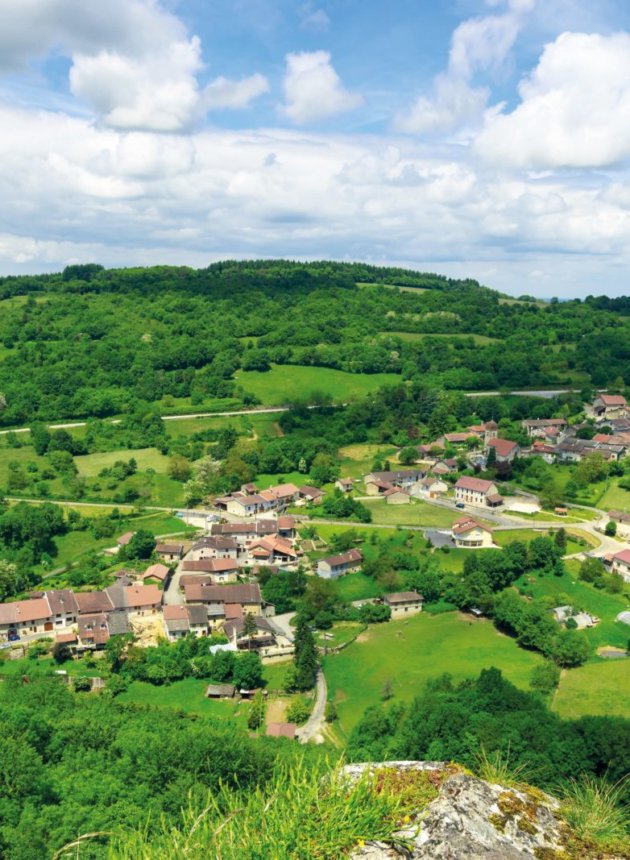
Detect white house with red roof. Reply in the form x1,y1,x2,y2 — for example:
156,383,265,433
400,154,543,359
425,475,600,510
486,437,519,463
611,549,630,583
451,517,495,548
454,476,503,508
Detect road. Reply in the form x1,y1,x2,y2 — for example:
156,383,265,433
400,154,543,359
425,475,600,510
297,668,327,744
270,611,296,641
0,388,604,436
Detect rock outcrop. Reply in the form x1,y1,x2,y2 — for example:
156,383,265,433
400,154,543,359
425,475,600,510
346,761,619,859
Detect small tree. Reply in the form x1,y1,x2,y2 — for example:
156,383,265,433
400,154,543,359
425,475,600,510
242,612,258,651
381,678,394,701
605,520,617,537
247,690,266,730
51,641,72,664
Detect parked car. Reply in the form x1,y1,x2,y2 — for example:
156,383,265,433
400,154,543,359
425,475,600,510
455,502,466,509
7,631,20,642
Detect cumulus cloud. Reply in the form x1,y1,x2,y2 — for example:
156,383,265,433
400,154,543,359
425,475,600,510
0,0,267,131
475,31,630,168
279,51,363,124
396,0,533,134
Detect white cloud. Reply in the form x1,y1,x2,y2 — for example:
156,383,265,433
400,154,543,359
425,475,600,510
0,0,267,131
299,3,330,32
202,74,270,110
279,51,363,124
396,0,533,134
475,31,630,168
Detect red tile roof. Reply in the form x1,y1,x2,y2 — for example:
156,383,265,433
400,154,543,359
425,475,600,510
455,476,496,494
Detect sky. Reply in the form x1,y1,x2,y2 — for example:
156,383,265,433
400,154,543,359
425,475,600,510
1,1,630,297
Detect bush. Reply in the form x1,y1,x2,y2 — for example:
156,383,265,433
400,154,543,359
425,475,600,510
286,697,312,726
325,701,338,722
73,676,92,692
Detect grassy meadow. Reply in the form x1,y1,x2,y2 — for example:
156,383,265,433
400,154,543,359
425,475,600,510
235,364,400,406
552,660,630,719
323,611,544,735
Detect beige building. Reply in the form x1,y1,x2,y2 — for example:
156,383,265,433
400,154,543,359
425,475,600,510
452,517,494,548
454,476,503,508
611,549,630,583
383,591,423,618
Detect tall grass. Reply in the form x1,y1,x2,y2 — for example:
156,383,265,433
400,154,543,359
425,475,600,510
560,774,629,851
475,745,534,788
103,759,440,860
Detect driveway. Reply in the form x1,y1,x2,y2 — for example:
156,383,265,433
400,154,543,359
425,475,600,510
270,611,296,641
297,668,327,744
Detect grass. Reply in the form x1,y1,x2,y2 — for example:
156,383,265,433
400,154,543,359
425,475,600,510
516,564,630,651
333,572,383,602
560,774,630,852
234,364,400,406
379,331,499,345
117,678,251,726
109,759,442,860
493,528,599,554
255,471,305,489
552,661,630,720
596,479,630,514
316,622,365,649
324,612,544,734
337,443,398,479
362,498,477,529
74,448,171,477
356,281,431,294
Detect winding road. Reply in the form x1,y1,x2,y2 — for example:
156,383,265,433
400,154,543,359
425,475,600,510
297,669,328,744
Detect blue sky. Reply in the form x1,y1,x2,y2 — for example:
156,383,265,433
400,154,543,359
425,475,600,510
1,0,630,296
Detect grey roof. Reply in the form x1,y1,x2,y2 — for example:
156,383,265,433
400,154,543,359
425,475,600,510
45,589,79,615
187,604,208,626
384,591,423,604
106,611,131,635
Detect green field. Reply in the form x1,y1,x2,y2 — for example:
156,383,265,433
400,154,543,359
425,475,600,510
552,660,630,719
516,563,630,651
316,621,365,649
379,331,499,345
333,572,383,602
362,498,475,529
596,479,630,513
494,528,597,555
356,282,431,294
118,678,251,726
324,612,544,734
337,443,398,479
234,365,400,406
74,448,171,477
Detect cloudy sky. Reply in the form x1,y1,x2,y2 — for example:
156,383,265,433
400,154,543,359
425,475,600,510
1,0,630,297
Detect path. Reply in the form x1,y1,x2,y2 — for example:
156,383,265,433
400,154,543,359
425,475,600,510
0,387,605,436
297,669,327,744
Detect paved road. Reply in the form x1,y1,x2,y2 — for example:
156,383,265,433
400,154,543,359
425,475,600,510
297,668,327,744
270,611,296,642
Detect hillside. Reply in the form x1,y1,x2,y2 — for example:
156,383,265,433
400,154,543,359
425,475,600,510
0,260,628,426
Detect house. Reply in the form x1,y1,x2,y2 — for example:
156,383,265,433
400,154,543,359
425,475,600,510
163,604,209,640
75,590,115,615
364,477,394,496
468,421,499,444
364,470,423,491
486,437,519,463
524,440,557,464
142,563,170,584
522,418,567,438
592,394,629,421
419,476,448,499
451,517,494,548
184,583,265,623
247,536,299,567
190,536,239,561
77,613,110,649
223,615,294,657
383,487,410,505
106,584,162,617
181,559,239,582
298,485,325,505
267,483,301,506
42,589,79,629
226,494,272,517
431,459,458,476
155,543,184,562
441,432,479,446
608,511,630,539
0,597,53,640
116,531,135,549
556,438,625,463
316,548,363,579
383,591,423,618
335,478,354,493
454,476,503,508
206,683,235,699
277,516,297,539
266,722,297,739
209,520,278,549
611,549,630,583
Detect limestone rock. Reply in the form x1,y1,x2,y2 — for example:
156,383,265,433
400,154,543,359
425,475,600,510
348,763,573,859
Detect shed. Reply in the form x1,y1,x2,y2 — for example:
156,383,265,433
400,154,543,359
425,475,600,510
205,683,235,699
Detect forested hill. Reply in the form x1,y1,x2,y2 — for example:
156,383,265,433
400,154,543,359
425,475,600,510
0,260,628,426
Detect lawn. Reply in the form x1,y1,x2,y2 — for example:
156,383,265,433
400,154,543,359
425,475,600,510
552,660,630,719
596,479,630,514
337,443,399,479
493,528,598,555
356,282,431,294
234,365,400,406
118,678,251,726
316,621,365,649
379,332,499,345
74,448,171,477
333,572,383,602
362,498,473,529
255,471,305,490
515,564,630,651
324,612,544,735
0,443,65,495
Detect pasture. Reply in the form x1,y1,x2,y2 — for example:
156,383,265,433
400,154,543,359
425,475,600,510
323,611,543,735
552,660,630,719
234,364,400,406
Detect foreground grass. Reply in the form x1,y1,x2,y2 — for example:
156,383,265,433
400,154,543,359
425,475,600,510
560,775,630,854
552,661,630,720
324,612,544,735
107,760,441,860
234,364,400,406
